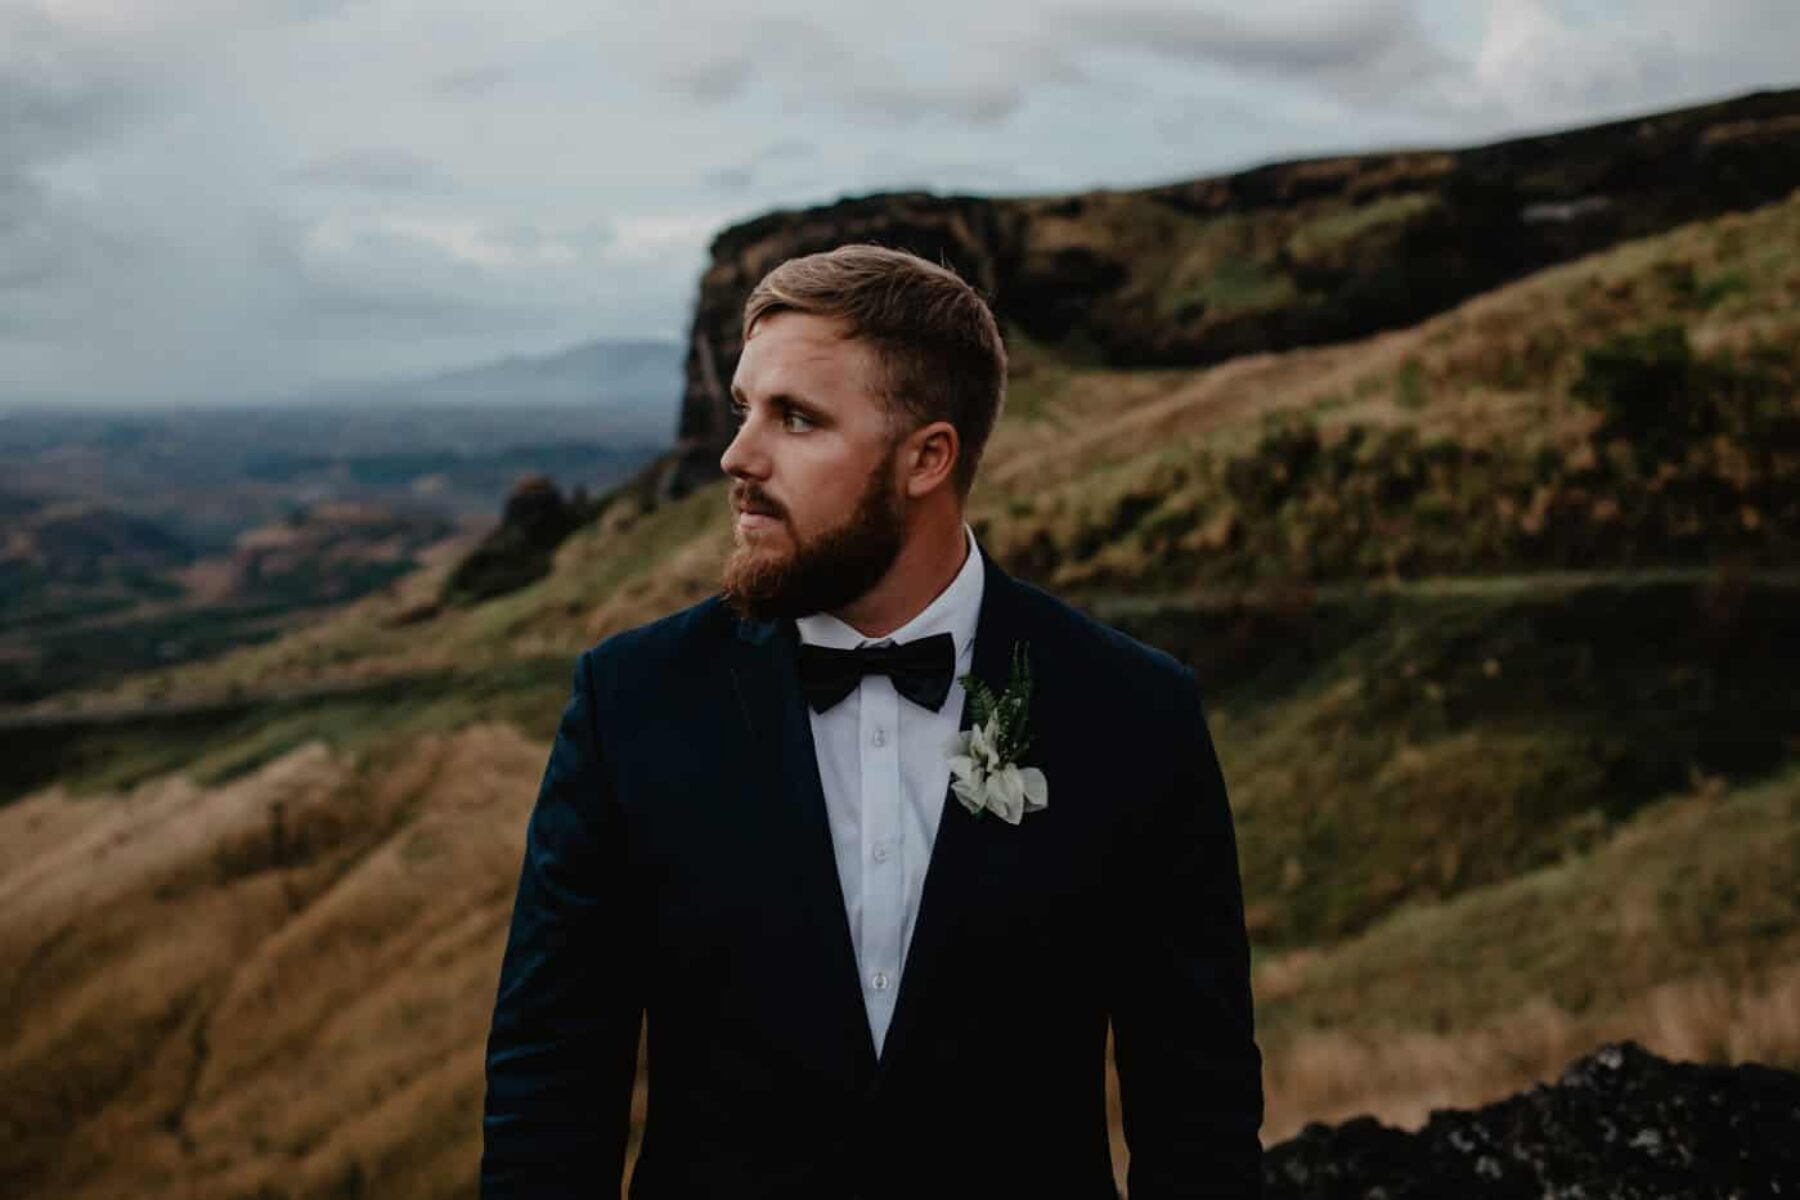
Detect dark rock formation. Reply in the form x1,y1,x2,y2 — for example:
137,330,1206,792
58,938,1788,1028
441,474,594,605
1262,1041,1800,1199
657,86,1800,504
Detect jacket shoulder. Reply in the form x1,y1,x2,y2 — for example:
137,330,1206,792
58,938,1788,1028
581,591,736,680
1007,573,1196,700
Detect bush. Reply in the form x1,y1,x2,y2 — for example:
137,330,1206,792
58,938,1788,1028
1571,322,1716,464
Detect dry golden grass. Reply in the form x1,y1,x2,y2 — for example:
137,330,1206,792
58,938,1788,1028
0,725,545,1199
1256,963,1800,1143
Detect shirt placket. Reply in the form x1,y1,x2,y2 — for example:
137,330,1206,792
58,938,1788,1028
858,664,904,1047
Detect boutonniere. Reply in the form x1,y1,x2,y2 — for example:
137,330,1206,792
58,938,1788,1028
947,640,1048,825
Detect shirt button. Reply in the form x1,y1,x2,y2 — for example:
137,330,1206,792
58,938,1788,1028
871,970,890,991
873,843,890,863
872,728,886,747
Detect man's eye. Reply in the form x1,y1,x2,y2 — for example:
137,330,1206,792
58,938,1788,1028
728,402,811,430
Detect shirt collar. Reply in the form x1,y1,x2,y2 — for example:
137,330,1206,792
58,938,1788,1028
794,521,983,665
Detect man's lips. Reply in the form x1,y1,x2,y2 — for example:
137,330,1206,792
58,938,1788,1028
735,503,781,527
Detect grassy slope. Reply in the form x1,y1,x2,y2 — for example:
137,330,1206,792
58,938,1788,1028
1,194,1796,1195
1253,765,1800,1138
0,730,548,1199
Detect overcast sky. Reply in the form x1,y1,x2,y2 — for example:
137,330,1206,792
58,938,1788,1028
3,0,1795,406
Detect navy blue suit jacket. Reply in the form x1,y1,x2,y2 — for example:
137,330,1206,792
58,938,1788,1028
480,543,1263,1198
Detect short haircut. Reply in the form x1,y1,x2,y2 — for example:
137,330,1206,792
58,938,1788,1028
741,243,1008,502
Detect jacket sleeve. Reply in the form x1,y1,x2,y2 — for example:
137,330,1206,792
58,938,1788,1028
481,647,644,1198
1109,664,1264,1198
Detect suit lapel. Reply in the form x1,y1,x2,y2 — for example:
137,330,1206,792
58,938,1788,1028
729,608,880,1089
874,547,1027,1081
726,543,1033,1090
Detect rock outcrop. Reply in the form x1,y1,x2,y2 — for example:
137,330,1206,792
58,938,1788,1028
441,474,594,605
1263,1041,1800,1199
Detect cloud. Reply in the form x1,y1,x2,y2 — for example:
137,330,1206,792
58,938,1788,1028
700,137,819,191
1058,0,1461,113
271,209,611,302
246,209,594,352
758,138,815,162
703,164,756,191
0,6,156,331
253,203,718,340
286,147,452,191
431,64,510,98
639,7,1082,124
1463,0,1799,124
664,49,756,104
847,155,1037,195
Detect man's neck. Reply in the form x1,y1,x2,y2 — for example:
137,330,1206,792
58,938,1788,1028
828,517,968,640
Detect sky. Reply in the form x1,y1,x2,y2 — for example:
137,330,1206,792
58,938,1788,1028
2,0,1795,406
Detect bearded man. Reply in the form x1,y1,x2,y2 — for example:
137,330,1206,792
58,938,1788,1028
480,243,1264,1199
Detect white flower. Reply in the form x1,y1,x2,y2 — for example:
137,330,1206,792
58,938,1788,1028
947,713,1048,825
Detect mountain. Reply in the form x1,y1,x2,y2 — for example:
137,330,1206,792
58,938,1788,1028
299,337,683,443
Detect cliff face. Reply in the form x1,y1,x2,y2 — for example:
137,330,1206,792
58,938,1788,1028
660,86,1800,500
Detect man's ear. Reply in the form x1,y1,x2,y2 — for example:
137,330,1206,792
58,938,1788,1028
902,420,960,499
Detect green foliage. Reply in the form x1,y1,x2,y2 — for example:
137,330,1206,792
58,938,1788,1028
1107,573,1800,948
1655,258,1758,313
1196,255,1298,316
1572,322,1708,462
1258,764,1800,1038
0,657,576,806
1394,356,1428,410
959,640,1035,763
1284,193,1439,263
0,600,309,707
1002,314,1799,598
1697,268,1751,308
1570,320,1800,476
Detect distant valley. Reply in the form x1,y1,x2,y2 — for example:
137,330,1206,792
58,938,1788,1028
0,337,681,702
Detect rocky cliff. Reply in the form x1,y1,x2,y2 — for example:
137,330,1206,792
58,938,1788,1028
653,86,1800,501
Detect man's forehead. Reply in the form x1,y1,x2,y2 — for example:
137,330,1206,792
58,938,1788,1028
734,318,877,393
745,312,853,356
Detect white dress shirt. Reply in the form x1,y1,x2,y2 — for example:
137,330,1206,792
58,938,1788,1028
794,521,984,1060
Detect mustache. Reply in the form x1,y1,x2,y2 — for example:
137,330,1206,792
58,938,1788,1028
731,485,784,518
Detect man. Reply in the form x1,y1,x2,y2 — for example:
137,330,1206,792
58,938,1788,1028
480,244,1263,1199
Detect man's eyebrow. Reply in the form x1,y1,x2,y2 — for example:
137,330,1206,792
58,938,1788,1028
729,385,828,415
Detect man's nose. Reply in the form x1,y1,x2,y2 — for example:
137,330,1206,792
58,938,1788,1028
719,414,766,479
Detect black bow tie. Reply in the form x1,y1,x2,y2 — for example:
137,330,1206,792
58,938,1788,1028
795,630,956,714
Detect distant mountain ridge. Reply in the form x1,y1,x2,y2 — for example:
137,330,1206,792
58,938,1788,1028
298,337,684,443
